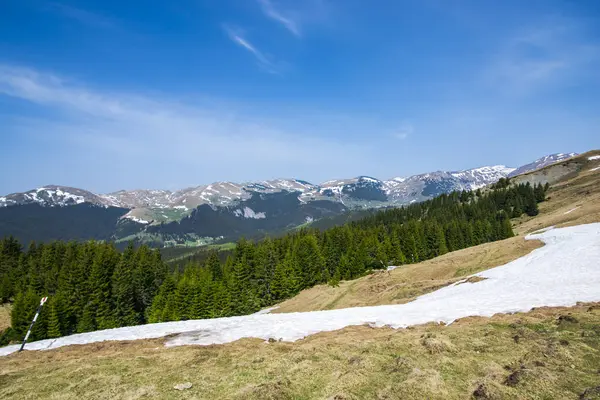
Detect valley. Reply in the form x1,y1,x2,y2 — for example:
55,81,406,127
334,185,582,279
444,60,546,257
0,151,599,399
0,153,578,248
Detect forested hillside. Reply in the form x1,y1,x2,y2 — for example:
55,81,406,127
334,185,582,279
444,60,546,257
0,182,547,344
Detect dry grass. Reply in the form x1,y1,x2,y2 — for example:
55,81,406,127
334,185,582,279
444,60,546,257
273,237,543,313
513,150,600,235
0,304,11,332
1,151,599,399
275,157,600,315
1,303,599,399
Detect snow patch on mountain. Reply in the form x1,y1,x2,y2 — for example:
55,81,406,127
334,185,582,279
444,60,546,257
234,207,266,219
589,155,600,161
125,216,150,224
0,152,580,211
0,186,105,208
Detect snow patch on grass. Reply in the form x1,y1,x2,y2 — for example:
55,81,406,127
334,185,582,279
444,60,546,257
2,223,600,356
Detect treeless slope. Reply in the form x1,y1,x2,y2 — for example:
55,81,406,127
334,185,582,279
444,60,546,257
274,153,600,314
1,303,599,399
273,237,544,314
513,149,600,235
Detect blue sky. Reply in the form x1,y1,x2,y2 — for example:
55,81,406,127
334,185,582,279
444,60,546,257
1,0,599,194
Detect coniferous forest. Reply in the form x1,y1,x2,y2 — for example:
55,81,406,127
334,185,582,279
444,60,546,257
0,182,548,344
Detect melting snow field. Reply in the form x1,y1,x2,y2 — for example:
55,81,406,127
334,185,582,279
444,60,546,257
2,223,600,356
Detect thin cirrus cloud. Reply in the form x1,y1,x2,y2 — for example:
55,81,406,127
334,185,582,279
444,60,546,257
482,19,599,96
47,2,117,30
0,64,379,192
223,26,280,74
257,0,300,37
393,123,414,140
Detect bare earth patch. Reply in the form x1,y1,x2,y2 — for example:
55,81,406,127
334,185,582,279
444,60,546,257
456,276,488,285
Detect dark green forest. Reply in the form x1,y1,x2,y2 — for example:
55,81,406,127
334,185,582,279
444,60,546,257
0,182,547,344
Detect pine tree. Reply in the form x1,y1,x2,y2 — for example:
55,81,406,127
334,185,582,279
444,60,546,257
47,296,63,338
295,235,324,287
524,190,539,216
112,244,139,327
271,261,289,300
205,251,223,281
328,266,341,287
89,245,117,330
534,183,546,203
77,302,97,333
211,281,231,318
338,253,352,280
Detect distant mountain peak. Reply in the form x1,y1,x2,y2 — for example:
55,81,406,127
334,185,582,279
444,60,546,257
1,152,575,212
508,152,578,177
0,185,106,208
0,151,584,248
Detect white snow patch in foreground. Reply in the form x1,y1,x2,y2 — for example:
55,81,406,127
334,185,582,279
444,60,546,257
588,155,600,161
564,207,580,215
2,223,600,356
591,166,600,172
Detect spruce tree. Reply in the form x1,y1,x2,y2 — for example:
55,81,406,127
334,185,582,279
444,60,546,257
47,296,63,338
89,245,117,330
205,251,223,281
271,261,288,301
112,244,139,327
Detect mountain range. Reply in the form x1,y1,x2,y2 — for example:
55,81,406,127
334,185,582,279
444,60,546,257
0,152,577,247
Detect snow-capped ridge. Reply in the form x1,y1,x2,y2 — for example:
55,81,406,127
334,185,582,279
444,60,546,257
508,152,578,177
0,152,579,210
0,185,106,208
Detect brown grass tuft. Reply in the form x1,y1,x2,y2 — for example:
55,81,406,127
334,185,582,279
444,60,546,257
0,304,11,332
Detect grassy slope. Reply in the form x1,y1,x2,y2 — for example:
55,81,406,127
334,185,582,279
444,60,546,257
1,303,599,399
1,152,599,399
513,151,600,235
273,154,600,314
273,237,543,314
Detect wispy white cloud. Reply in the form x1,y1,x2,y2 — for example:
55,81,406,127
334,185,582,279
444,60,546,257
0,64,377,192
484,19,600,96
48,2,117,30
392,123,413,140
258,0,300,37
223,26,280,74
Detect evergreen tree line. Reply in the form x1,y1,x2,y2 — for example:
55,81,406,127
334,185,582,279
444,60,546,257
0,181,547,343
146,182,547,322
0,241,166,343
